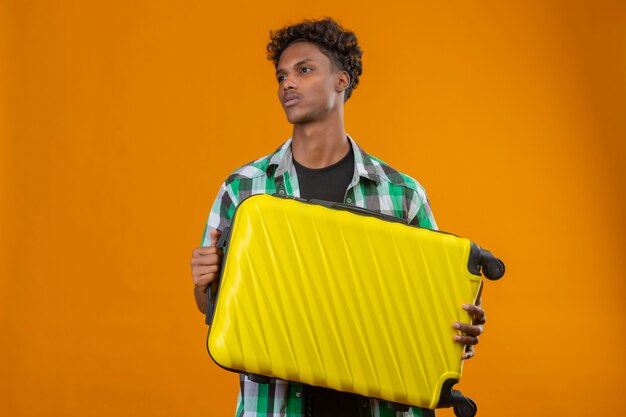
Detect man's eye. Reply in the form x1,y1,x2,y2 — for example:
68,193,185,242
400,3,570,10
277,75,286,82
301,67,311,73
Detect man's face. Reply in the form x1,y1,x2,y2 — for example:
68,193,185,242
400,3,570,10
276,41,344,125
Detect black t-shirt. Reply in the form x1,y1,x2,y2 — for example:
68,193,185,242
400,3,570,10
293,146,363,417
293,146,354,203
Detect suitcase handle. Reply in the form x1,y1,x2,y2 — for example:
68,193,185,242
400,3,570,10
308,199,407,225
205,226,230,325
206,279,219,326
274,194,407,224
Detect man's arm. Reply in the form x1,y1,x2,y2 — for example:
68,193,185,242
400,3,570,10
192,180,237,314
191,229,223,314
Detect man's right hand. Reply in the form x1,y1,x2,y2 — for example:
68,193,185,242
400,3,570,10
191,229,223,313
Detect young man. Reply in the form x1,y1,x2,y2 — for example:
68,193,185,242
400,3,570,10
191,18,486,417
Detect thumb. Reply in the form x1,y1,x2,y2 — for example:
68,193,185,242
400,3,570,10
210,229,222,247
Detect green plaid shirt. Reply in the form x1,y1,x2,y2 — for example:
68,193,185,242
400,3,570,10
202,135,437,417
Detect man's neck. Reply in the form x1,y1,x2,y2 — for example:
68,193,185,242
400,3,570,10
291,116,349,169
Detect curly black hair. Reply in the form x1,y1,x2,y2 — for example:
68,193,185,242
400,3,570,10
267,18,363,102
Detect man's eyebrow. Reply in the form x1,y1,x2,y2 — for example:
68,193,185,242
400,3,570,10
276,58,315,75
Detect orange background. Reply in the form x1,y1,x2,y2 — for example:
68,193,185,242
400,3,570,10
1,1,625,416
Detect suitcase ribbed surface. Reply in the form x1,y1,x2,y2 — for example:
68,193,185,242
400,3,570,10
208,194,481,409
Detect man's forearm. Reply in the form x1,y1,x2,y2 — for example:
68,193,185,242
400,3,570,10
194,286,207,314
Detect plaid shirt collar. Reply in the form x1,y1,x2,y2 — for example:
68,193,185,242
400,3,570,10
266,134,381,185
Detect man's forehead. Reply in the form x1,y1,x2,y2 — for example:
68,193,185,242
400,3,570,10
277,42,329,69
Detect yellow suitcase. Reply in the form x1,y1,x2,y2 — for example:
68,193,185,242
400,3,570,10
206,194,504,416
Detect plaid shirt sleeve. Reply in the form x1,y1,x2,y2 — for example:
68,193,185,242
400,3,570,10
407,189,437,231
201,179,239,246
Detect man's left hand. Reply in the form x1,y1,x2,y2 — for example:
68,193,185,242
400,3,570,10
452,303,486,359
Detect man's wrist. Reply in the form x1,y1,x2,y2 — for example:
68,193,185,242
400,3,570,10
194,283,208,294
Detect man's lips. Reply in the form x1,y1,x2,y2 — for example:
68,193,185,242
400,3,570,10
282,93,301,107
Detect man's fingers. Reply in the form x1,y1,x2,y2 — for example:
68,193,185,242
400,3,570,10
462,303,486,325
192,229,224,304
210,229,222,247
192,246,219,256
192,247,211,257
193,265,220,275
454,303,485,359
453,322,483,337
190,253,222,267
453,334,480,346
190,248,222,266
452,322,482,346
462,345,476,360
195,271,220,290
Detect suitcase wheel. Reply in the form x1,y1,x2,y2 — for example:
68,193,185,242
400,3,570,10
483,258,505,280
453,397,477,417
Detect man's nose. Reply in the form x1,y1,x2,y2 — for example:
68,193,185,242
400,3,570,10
282,75,296,90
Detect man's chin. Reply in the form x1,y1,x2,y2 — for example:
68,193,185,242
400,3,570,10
285,113,310,125
285,109,323,125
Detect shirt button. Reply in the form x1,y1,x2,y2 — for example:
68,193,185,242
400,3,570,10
362,400,369,408
346,198,352,203
279,190,285,195
295,392,302,398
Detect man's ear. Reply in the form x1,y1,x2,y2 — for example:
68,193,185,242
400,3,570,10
335,71,350,93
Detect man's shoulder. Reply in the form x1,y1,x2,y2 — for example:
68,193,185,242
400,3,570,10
365,153,428,196
222,140,289,187
223,155,271,185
